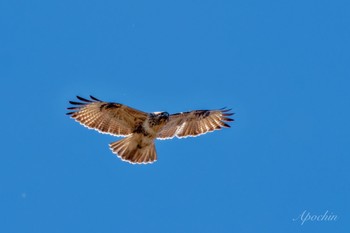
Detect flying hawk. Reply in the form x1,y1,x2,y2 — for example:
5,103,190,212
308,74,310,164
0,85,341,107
66,96,234,164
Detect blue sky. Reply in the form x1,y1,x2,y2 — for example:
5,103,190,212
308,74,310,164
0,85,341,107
1,0,349,232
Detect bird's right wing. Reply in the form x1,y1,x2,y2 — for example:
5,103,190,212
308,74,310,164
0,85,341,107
157,108,234,139
66,96,148,137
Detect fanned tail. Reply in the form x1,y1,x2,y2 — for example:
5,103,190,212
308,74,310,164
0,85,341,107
109,136,157,164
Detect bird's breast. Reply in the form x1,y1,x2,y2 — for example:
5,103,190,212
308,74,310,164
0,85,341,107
142,118,166,137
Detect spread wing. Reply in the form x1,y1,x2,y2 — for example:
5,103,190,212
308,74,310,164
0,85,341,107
157,108,234,139
66,96,148,137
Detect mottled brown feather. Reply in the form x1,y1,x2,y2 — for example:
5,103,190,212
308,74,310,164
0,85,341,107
157,109,234,139
67,96,148,137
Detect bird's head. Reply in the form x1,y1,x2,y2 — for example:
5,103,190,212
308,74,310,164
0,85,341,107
151,111,170,124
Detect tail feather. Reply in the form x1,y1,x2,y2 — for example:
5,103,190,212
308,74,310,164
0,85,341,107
109,136,157,164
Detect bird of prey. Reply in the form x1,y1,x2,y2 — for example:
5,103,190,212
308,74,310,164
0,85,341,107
66,96,234,164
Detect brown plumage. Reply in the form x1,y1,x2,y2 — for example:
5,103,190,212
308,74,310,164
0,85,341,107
67,95,234,164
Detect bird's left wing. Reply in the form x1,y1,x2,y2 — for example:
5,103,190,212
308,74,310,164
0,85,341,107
66,96,148,137
157,108,234,139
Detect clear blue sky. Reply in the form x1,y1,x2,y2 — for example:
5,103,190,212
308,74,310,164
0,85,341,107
1,0,349,232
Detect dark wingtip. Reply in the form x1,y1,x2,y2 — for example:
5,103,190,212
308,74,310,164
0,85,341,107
90,95,101,101
222,123,231,128
69,101,84,105
76,96,92,102
223,117,234,122
66,112,74,115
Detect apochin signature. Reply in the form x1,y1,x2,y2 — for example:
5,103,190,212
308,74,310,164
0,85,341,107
293,210,338,225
